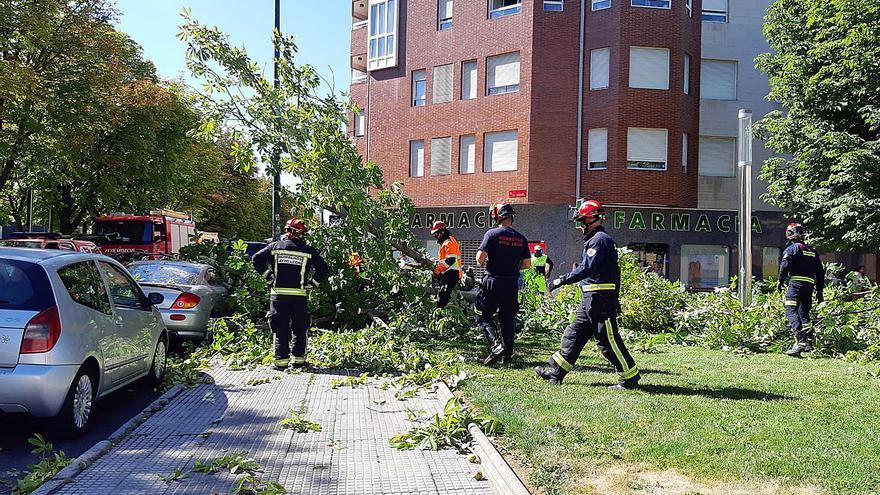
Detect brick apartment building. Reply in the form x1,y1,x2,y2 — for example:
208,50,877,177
349,0,878,287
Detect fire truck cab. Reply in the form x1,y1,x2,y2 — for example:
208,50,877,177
95,209,197,256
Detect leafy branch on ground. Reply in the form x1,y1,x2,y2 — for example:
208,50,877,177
231,475,286,495
278,411,321,433
10,434,72,495
329,372,370,389
389,397,501,452
192,452,260,476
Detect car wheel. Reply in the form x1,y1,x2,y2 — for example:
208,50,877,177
147,334,168,386
59,369,96,437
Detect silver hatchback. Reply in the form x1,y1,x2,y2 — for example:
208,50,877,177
0,248,168,435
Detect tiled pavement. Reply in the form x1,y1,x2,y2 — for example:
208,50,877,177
53,368,493,495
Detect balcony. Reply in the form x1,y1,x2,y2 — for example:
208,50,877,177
352,0,368,20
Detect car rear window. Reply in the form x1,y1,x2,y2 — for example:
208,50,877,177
0,259,54,311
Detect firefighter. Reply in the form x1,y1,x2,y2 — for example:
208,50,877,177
535,200,640,390
476,203,531,365
531,245,554,295
778,223,825,357
253,218,329,369
431,221,462,309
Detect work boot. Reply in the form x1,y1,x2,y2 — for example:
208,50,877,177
608,375,640,391
535,359,566,385
290,356,308,368
500,355,513,365
786,342,806,357
273,357,290,370
483,341,506,366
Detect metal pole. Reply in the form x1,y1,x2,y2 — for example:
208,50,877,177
272,0,283,237
737,109,753,307
26,189,33,232
574,0,586,201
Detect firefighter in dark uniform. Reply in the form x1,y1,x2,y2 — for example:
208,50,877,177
778,223,825,357
535,200,640,390
476,203,531,365
253,218,329,369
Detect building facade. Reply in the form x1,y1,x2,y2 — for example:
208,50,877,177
349,0,878,286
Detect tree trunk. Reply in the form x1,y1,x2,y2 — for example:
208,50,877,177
57,186,78,235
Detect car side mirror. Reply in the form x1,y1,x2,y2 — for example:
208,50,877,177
147,292,164,306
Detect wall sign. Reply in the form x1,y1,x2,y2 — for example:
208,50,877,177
508,189,527,198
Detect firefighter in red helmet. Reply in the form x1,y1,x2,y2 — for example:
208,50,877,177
535,200,640,389
778,223,825,357
475,202,532,365
253,218,329,369
431,220,462,308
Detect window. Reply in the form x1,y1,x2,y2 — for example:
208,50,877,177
680,245,730,289
592,0,611,10
632,0,671,8
368,0,398,70
431,137,452,176
699,136,735,177
683,54,691,94
354,110,365,137
461,60,477,100
701,59,737,100
487,52,520,95
98,262,143,308
627,128,668,170
762,247,781,280
702,0,727,22
629,47,669,90
460,135,476,174
588,128,608,170
58,262,112,315
590,48,610,90
682,133,689,173
410,140,425,177
490,0,521,19
412,69,427,107
544,0,564,11
685,0,691,16
484,130,518,172
433,64,454,104
439,0,453,30
352,68,367,83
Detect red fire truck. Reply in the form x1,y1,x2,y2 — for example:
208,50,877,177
94,209,197,256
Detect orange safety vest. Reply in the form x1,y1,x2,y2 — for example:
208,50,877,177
434,236,463,279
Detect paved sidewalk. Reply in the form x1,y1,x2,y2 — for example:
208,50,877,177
50,368,493,495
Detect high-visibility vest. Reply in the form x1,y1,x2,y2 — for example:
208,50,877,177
435,236,463,279
533,254,548,276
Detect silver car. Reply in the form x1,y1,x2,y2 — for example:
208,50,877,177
0,248,168,435
128,261,227,342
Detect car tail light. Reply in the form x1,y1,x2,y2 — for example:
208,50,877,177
170,314,186,321
21,306,62,354
171,292,200,309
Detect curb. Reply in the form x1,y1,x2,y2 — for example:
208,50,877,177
436,382,531,495
32,384,185,495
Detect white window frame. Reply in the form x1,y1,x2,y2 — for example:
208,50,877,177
351,68,368,84
489,0,522,19
459,135,476,174
627,127,668,171
592,0,611,10
682,133,688,173
588,128,608,170
544,0,564,11
702,0,728,22
438,0,453,30
483,130,519,172
631,0,671,9
590,47,610,90
629,47,670,90
368,0,399,71
354,110,365,137
486,52,521,96
410,140,425,177
412,69,427,107
685,0,691,16
683,53,690,94
461,60,477,100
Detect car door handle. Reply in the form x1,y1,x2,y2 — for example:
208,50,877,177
115,318,124,327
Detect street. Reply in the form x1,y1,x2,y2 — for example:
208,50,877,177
0,381,162,492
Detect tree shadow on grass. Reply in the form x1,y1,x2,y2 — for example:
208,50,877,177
588,382,794,401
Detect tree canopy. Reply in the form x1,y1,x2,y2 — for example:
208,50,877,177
756,0,880,250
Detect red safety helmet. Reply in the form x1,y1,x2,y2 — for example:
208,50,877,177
785,222,806,241
430,220,447,235
489,202,515,223
574,199,605,223
285,218,307,237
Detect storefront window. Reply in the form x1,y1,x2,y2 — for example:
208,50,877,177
762,247,781,281
680,245,729,289
628,243,669,278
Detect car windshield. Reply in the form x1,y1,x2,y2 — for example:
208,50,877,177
129,263,202,285
0,259,54,310
0,240,43,249
94,221,152,245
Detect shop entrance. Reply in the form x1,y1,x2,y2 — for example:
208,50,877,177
627,243,669,278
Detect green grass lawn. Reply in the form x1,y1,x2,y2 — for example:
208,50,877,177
438,330,880,495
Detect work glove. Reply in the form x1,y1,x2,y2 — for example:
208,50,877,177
816,291,824,304
549,277,564,292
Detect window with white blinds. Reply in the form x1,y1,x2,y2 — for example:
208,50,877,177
627,128,668,170
683,54,691,94
368,0,398,70
487,52,520,95
438,0,453,29
592,0,611,9
629,47,669,90
702,0,727,22
410,140,424,177
433,64,454,104
354,110,365,137
431,137,452,176
544,0,563,11
699,136,736,177
701,59,737,100
682,133,689,173
460,135,476,174
590,48,610,90
588,128,608,170
461,60,477,100
484,130,518,172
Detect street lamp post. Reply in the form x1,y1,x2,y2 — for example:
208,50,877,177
737,109,753,307
271,0,283,238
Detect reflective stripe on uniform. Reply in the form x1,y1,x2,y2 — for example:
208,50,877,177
582,283,617,292
272,249,312,292
271,287,308,296
274,358,290,367
802,251,816,257
552,351,574,372
790,275,814,284
784,300,798,306
291,356,306,364
606,318,634,379
620,366,640,380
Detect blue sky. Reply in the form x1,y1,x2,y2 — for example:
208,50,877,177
114,0,352,94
